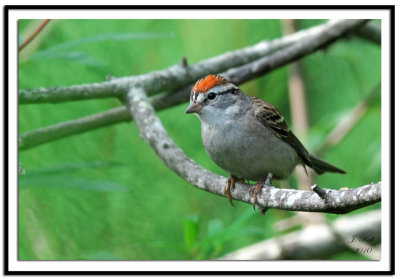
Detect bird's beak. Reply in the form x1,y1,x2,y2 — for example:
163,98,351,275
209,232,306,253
185,102,203,114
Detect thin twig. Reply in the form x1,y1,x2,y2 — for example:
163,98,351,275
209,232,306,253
283,19,315,189
19,19,51,51
19,19,369,151
315,83,381,156
127,87,380,214
283,19,324,227
311,184,327,200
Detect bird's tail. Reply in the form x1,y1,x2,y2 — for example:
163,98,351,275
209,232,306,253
309,154,346,175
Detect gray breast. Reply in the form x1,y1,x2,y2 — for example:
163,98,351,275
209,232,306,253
200,113,299,181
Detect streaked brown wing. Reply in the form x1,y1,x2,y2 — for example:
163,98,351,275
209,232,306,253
252,97,312,166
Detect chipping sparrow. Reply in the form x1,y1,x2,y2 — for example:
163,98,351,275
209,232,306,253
185,75,345,207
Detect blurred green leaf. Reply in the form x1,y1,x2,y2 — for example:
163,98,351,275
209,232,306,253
25,32,174,67
80,251,122,260
34,32,175,54
26,161,125,176
149,240,185,252
206,219,224,237
18,34,23,47
30,51,107,67
188,210,263,259
183,214,200,249
19,161,128,191
19,175,128,192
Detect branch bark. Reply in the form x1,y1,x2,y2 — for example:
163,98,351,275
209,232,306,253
127,87,380,214
354,20,381,45
219,210,381,260
19,19,368,105
19,19,369,150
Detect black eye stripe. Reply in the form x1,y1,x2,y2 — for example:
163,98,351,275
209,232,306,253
207,89,239,98
221,89,239,95
208,92,216,100
195,88,239,103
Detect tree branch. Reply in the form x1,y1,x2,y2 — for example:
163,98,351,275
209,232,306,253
19,106,130,150
19,19,369,150
354,20,381,45
126,87,380,214
224,19,368,84
219,210,381,260
19,19,368,105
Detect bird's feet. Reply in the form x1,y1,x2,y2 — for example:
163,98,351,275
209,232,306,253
224,175,243,206
249,173,273,210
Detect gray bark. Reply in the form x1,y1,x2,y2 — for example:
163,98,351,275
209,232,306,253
354,21,381,45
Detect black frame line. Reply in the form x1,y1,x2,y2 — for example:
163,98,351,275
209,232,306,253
5,4,394,275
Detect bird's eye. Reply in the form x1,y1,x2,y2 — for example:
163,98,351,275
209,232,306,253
208,92,216,100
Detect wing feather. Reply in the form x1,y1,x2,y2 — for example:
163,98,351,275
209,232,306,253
252,97,312,167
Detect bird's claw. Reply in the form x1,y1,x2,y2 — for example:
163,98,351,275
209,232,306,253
224,176,235,206
249,182,263,210
249,173,273,210
224,175,243,206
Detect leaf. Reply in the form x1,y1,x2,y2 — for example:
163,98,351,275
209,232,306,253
195,211,263,259
148,240,185,252
80,251,122,260
206,219,224,237
29,51,107,67
27,32,175,66
26,161,125,176
199,210,262,250
19,161,128,192
19,175,128,192
183,214,200,249
228,208,258,230
34,32,175,53
18,34,24,47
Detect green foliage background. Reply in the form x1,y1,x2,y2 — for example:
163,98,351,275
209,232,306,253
18,19,381,260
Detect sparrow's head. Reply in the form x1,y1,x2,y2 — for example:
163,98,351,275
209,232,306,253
185,75,241,117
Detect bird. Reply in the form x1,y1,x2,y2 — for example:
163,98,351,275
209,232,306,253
185,74,345,208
